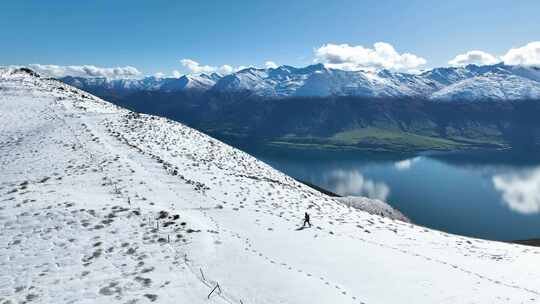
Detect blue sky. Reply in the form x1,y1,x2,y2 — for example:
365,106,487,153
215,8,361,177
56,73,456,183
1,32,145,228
2,0,540,77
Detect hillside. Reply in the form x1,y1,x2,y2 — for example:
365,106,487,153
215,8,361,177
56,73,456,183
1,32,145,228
2,68,540,303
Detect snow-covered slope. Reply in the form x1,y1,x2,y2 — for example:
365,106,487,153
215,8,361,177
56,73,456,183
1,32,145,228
212,65,326,97
2,68,540,304
334,196,410,222
431,73,540,101
293,67,436,97
61,73,221,94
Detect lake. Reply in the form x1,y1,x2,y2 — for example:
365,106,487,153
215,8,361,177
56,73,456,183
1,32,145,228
246,147,540,241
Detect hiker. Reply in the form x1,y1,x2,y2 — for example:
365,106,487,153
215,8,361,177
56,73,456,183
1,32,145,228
302,212,312,228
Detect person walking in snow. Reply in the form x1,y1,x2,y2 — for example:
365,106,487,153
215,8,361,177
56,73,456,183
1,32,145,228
302,212,312,228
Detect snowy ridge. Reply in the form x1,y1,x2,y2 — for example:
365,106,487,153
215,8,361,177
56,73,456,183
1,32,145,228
212,64,437,97
334,196,410,222
214,63,540,100
61,73,222,94
431,73,540,101
61,63,540,100
2,68,540,303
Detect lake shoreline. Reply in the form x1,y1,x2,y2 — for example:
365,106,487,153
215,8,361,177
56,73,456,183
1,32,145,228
298,179,410,222
509,239,540,247
298,176,540,247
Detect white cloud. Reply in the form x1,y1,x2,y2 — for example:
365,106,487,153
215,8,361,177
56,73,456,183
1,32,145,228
28,64,142,79
178,58,269,75
448,41,540,67
448,50,500,67
493,168,540,214
501,41,540,66
314,42,427,71
219,64,234,74
180,59,238,75
325,169,390,201
172,70,182,78
394,157,421,171
265,61,278,69
180,59,216,74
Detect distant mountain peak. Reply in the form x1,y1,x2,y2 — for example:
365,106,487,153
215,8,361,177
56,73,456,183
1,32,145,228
57,62,540,101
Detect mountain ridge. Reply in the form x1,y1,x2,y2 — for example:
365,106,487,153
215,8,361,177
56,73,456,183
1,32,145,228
60,63,540,101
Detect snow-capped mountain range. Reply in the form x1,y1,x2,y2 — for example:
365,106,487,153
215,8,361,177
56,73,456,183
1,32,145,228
60,63,540,101
3,67,540,303
61,72,222,95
